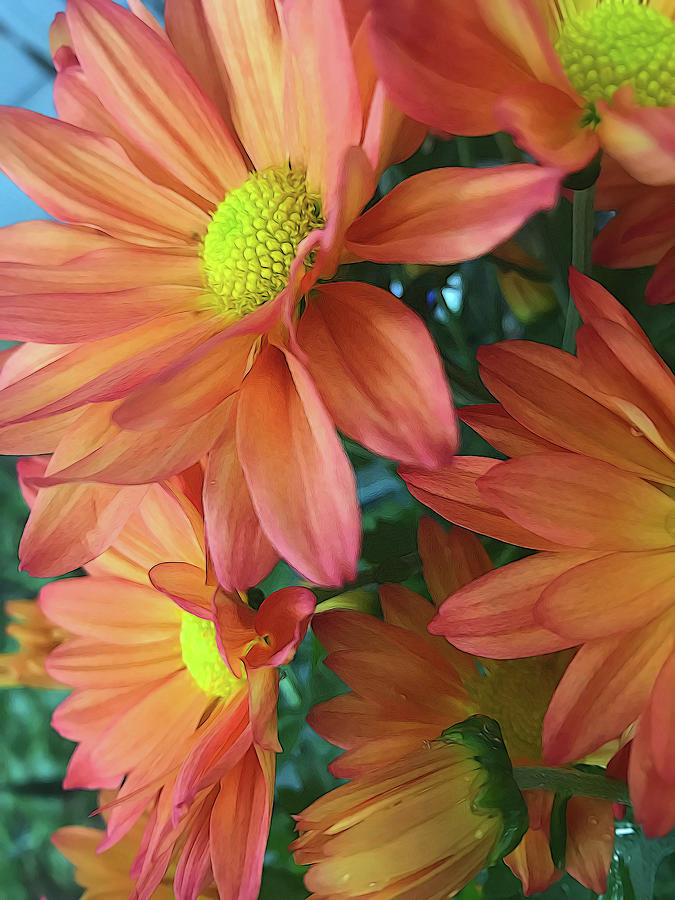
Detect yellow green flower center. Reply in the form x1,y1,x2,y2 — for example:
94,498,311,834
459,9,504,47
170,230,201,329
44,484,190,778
180,611,242,698
201,166,324,319
555,0,674,107
466,656,569,763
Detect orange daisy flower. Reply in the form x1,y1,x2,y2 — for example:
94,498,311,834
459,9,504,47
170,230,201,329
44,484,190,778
52,811,219,899
16,462,315,899
0,0,560,589
293,520,614,897
0,598,64,689
401,271,675,836
593,156,675,304
371,0,675,184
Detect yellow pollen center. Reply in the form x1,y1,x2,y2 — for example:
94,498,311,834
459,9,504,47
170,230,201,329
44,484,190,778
555,0,674,107
179,612,242,698
201,166,324,319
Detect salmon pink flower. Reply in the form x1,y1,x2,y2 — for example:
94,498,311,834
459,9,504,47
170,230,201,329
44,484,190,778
593,157,675,304
371,0,675,184
18,462,315,899
0,0,561,589
293,520,614,897
401,271,675,836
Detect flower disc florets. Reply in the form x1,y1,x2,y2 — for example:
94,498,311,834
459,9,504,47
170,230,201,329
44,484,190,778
202,166,324,318
555,0,674,107
180,611,240,698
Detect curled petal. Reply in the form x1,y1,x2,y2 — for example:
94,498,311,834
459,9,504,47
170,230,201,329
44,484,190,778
247,587,316,669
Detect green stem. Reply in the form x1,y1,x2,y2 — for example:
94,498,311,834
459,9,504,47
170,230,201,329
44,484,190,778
514,766,630,805
562,183,596,353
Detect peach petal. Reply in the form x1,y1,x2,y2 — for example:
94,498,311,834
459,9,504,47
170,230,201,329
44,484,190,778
428,551,596,658
204,409,279,592
459,403,560,457
115,333,254,431
54,65,213,211
0,220,119,264
19,479,147,578
345,164,561,264
46,636,183,689
210,748,274,900
477,339,675,484
236,344,360,586
417,517,492,605
298,281,457,468
280,0,362,201
39,402,230,486
67,0,246,203
543,614,674,763
202,0,285,170
40,576,180,642
369,0,533,135
476,0,568,87
401,457,566,551
479,453,675,551
536,550,675,641
0,107,207,245
565,796,614,893
164,0,235,132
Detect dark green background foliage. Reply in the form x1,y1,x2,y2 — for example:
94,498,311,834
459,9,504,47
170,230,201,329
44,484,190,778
1,12,674,898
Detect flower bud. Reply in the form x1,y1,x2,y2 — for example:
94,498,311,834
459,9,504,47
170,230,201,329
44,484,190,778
293,715,528,898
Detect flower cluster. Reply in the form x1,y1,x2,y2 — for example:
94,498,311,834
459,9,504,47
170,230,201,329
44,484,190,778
0,1,672,898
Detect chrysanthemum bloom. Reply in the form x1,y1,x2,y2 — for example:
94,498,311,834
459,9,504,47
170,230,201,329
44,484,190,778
293,520,614,897
21,463,315,899
371,0,675,184
401,271,675,836
592,157,675,304
0,0,560,589
0,599,64,688
52,812,219,899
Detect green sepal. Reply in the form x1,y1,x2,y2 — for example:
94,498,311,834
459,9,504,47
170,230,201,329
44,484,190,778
438,715,529,864
548,792,569,869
